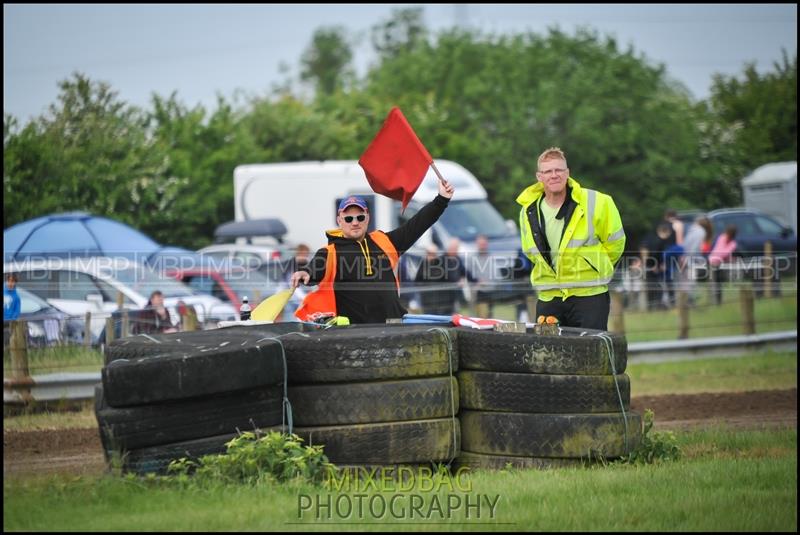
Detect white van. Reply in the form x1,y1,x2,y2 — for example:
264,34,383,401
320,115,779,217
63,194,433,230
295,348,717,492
233,160,522,276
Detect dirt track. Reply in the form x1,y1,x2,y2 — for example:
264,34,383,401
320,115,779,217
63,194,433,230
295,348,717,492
4,389,796,477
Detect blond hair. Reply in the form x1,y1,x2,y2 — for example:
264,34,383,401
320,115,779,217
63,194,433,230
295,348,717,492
537,147,567,169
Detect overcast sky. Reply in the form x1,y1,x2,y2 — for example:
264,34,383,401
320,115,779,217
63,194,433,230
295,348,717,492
4,3,797,122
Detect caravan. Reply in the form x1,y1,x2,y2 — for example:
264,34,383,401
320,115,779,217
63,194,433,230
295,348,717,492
233,160,526,290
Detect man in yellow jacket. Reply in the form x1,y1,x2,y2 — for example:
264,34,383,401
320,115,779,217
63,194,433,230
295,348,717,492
517,147,625,330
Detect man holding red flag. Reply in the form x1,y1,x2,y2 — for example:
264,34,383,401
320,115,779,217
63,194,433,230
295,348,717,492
290,180,454,323
290,107,454,324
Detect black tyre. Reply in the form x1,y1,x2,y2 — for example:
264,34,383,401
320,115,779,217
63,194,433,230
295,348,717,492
104,323,317,364
460,410,641,458
293,418,460,465
95,384,283,450
283,326,458,384
455,451,586,471
102,341,285,407
289,377,458,426
457,327,627,375
458,371,629,413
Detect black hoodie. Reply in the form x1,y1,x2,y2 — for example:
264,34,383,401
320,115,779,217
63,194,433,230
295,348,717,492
302,195,450,323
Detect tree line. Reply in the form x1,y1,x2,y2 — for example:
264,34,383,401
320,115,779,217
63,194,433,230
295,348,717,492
4,8,797,251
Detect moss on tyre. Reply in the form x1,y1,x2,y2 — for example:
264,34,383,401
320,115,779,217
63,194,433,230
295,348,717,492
457,326,627,375
460,410,641,458
458,371,629,413
289,377,458,426
293,418,460,465
283,326,458,384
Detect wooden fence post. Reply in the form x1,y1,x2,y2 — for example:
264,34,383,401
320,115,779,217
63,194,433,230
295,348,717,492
84,311,92,348
677,290,690,339
8,320,33,403
764,241,774,298
526,294,538,324
116,291,124,311
10,320,30,379
609,291,625,334
105,317,115,345
739,283,755,335
121,309,129,338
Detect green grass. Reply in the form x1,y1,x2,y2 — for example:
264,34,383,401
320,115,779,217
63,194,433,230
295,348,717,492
4,427,796,531
3,403,97,431
627,351,798,397
3,345,103,376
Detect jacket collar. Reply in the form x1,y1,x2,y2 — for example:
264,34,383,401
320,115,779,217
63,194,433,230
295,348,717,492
516,176,584,206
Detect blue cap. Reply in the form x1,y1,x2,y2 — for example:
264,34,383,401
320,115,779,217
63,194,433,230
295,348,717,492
337,196,369,212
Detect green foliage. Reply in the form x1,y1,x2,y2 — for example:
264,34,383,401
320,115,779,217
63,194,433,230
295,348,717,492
3,73,168,230
300,26,354,96
165,430,336,486
619,409,681,464
371,7,428,60
708,50,797,171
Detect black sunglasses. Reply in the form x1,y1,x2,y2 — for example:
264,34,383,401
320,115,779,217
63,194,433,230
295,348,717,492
343,214,366,223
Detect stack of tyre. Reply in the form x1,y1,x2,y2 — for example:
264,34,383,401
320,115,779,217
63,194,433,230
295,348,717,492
282,325,461,467
96,325,312,474
455,326,641,469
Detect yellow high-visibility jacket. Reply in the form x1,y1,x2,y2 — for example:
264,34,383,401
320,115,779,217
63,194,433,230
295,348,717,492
517,177,625,301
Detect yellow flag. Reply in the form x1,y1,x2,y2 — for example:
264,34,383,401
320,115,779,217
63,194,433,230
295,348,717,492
251,288,295,321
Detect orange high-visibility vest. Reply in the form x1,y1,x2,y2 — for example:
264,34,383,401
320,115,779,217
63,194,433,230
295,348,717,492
295,231,399,321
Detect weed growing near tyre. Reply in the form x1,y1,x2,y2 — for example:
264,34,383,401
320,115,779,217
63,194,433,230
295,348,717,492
164,431,336,486
619,409,681,464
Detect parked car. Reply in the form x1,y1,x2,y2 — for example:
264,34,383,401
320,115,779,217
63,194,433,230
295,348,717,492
706,207,797,280
4,257,238,340
3,287,85,346
707,208,796,255
165,265,288,315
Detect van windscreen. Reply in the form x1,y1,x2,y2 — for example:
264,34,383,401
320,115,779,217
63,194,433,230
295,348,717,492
437,200,510,240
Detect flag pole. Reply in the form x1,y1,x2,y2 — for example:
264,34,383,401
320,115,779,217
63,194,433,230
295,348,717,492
430,161,448,185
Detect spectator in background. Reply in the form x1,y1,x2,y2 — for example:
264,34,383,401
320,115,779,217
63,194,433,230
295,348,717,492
468,234,496,318
708,225,738,305
682,216,713,299
4,273,21,321
641,222,674,310
133,290,177,334
664,209,684,246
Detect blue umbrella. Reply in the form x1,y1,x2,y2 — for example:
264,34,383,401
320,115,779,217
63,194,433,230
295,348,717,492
4,212,160,263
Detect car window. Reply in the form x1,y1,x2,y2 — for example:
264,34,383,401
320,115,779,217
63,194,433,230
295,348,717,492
18,288,49,314
186,275,215,296
234,252,264,269
754,216,785,237
203,251,230,261
14,270,58,300
112,266,194,298
714,214,759,237
93,278,136,305
57,270,102,301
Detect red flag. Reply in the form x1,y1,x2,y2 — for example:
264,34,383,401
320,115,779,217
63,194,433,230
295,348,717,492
358,107,433,211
